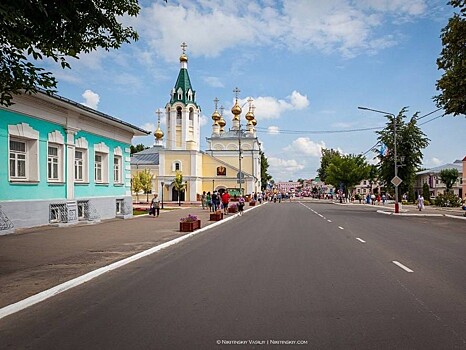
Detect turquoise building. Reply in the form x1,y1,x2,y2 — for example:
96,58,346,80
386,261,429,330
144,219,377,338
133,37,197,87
0,92,149,234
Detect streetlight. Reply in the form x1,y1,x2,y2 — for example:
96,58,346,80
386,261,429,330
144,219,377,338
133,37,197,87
358,106,400,213
161,181,164,209
185,180,188,203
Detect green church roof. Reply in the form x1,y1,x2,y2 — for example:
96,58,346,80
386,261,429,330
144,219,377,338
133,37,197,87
170,68,197,106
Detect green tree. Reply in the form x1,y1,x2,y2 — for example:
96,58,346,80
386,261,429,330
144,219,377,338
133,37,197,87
173,171,186,206
375,108,429,201
130,143,148,155
439,168,459,192
367,164,379,194
434,0,466,116
422,182,431,202
0,0,139,106
138,169,153,203
260,151,272,191
132,173,143,203
317,148,341,183
325,154,370,196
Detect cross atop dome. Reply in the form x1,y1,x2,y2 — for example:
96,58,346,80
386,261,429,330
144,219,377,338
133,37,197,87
233,87,241,100
181,42,187,55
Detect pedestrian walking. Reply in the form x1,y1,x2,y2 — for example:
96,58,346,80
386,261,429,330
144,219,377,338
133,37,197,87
238,196,245,216
417,195,425,211
206,192,212,212
201,191,206,209
150,194,160,217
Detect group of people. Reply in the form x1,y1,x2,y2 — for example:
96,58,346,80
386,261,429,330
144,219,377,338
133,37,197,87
200,191,246,215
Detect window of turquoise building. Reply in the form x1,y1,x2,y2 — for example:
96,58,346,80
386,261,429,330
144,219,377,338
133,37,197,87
47,145,59,180
95,154,103,182
9,139,27,179
114,156,122,184
8,123,39,183
75,150,84,181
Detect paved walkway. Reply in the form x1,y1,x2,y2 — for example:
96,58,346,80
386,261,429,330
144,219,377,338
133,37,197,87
0,205,223,309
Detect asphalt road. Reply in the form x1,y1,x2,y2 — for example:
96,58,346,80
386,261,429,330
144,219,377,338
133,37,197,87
1,201,465,349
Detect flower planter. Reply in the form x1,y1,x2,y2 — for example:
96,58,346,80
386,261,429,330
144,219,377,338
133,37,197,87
210,212,223,221
180,220,201,232
249,201,256,206
228,206,238,213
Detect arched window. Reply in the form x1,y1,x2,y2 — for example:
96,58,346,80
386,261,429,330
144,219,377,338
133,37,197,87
176,107,182,125
189,108,194,125
172,161,182,171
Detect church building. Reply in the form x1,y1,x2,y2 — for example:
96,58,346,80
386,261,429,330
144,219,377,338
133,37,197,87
131,44,262,202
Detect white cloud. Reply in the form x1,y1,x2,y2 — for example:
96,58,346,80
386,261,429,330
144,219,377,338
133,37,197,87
81,90,100,110
267,126,280,135
203,76,224,88
430,157,443,167
200,114,209,126
268,157,306,180
283,137,326,157
238,90,309,120
140,122,156,133
134,0,427,61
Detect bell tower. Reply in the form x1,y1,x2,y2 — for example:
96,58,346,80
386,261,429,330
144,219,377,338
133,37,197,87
165,42,201,151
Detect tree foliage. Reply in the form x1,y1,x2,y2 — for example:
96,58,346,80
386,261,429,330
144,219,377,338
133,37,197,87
260,151,272,191
422,182,431,202
173,171,185,194
0,0,140,106
131,173,143,202
439,168,459,192
138,169,154,202
434,0,466,116
324,153,370,195
375,108,430,201
130,143,148,154
317,148,341,183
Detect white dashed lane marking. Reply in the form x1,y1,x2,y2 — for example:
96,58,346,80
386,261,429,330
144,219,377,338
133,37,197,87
392,261,414,273
356,238,366,243
338,226,344,230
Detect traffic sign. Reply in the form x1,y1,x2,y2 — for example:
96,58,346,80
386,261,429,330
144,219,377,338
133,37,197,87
391,176,402,187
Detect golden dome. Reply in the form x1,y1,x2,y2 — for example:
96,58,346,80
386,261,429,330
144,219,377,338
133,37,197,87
211,110,221,121
252,118,257,126
245,110,254,121
154,126,164,139
231,101,242,115
218,117,226,127
180,54,188,62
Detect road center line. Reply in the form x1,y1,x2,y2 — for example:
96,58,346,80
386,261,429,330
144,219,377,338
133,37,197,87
392,261,414,273
338,226,344,230
327,219,332,223
356,238,366,243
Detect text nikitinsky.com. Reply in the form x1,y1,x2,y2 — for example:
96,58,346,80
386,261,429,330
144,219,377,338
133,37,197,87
216,339,309,346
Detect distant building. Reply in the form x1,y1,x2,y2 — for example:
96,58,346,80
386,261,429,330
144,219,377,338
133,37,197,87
0,91,148,233
414,159,463,198
276,181,300,193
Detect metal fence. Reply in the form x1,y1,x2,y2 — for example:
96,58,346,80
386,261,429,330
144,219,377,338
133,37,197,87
0,205,14,231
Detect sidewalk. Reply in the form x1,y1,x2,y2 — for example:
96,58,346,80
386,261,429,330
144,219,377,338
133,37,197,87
0,205,229,310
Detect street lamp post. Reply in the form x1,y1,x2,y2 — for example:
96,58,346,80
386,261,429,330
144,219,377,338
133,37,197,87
161,181,164,209
185,180,188,203
358,106,400,213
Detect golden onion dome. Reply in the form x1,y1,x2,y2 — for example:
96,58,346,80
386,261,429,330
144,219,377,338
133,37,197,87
245,110,254,121
252,118,257,126
218,117,226,128
211,110,221,121
180,54,188,62
154,126,164,139
231,101,242,116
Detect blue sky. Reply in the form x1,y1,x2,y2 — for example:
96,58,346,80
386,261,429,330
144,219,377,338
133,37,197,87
48,0,465,181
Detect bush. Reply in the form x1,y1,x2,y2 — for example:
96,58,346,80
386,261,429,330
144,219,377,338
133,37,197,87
423,199,430,206
434,192,461,207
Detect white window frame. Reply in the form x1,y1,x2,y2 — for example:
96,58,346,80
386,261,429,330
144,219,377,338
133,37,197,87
113,147,123,184
9,139,27,179
75,137,89,183
172,160,182,172
94,142,109,184
46,130,65,183
8,123,39,182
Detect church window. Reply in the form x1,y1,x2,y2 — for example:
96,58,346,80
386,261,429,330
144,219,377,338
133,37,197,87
189,108,194,126
176,107,182,125
172,161,182,172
